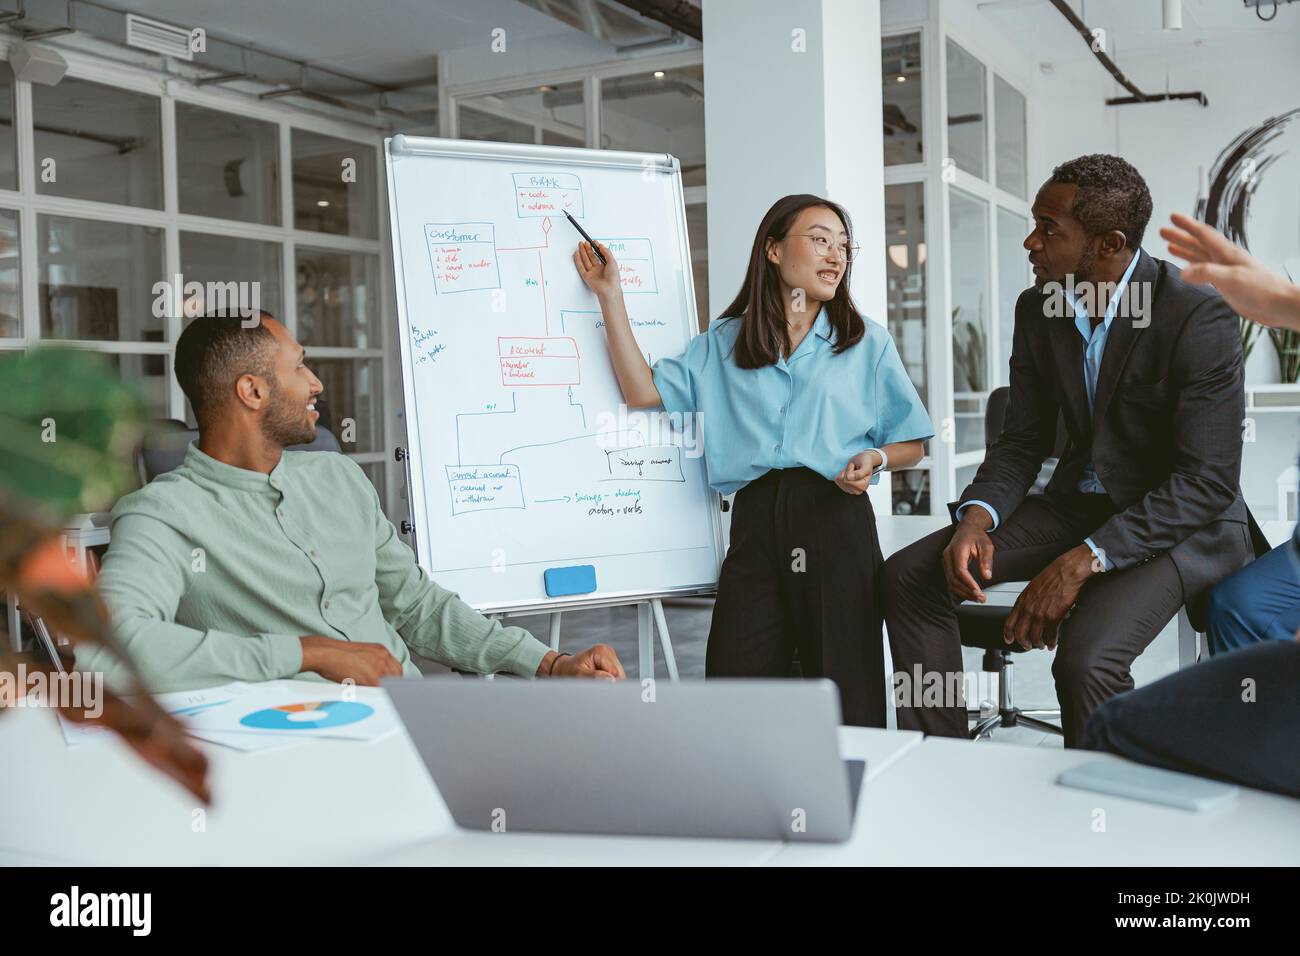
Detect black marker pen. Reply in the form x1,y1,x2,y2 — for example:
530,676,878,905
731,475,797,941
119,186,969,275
564,210,607,265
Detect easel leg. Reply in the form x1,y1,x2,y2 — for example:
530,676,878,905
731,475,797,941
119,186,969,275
6,592,21,654
548,612,562,652
650,598,679,682
637,602,653,680
483,613,501,680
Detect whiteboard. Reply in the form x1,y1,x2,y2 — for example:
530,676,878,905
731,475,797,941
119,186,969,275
384,135,724,613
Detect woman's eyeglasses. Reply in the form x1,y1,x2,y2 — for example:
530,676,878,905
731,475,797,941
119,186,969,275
790,234,860,263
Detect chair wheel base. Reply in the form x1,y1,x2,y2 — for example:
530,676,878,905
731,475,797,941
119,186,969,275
967,706,1064,740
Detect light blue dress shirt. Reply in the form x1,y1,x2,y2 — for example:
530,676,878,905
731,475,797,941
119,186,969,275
651,305,933,496
959,251,1141,571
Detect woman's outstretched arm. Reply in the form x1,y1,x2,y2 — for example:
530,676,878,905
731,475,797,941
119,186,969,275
573,240,661,408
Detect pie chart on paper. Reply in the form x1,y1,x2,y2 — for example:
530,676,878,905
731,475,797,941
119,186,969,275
239,700,374,731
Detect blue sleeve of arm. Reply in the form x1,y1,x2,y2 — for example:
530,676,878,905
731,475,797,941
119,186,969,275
650,328,710,415
955,500,1001,530
1084,536,1114,571
869,335,934,446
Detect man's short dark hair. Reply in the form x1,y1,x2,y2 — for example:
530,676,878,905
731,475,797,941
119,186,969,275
1049,154,1153,250
174,312,277,424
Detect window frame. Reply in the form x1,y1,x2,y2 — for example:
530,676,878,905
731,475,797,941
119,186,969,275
884,16,1033,511
0,38,394,509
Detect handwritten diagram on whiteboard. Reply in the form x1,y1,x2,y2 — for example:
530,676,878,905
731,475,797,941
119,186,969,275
385,138,722,612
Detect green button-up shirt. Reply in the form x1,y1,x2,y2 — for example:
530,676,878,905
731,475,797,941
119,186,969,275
80,444,549,692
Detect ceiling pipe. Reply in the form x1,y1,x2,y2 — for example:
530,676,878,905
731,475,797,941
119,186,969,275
1047,0,1206,107
193,72,249,87
0,0,436,124
611,0,701,41
1106,91,1207,107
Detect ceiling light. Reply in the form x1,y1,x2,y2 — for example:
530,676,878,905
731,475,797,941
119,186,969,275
9,42,68,86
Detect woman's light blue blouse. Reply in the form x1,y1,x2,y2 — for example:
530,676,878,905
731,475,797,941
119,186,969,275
651,305,933,495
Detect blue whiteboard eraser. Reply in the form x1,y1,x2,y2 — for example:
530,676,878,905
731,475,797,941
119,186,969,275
544,564,597,597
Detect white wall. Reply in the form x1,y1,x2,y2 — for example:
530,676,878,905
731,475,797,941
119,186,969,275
1032,33,1300,267
702,0,886,325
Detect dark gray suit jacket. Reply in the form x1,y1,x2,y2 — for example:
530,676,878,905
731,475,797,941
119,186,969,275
957,249,1262,611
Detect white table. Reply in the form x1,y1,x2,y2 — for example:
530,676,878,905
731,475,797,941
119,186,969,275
0,681,923,866
769,736,1300,866
0,684,447,866
6,687,1295,866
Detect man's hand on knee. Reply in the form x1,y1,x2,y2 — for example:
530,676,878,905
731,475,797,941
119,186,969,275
943,508,996,602
1004,544,1099,650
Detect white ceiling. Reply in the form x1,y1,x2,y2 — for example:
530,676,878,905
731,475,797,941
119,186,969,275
110,0,584,87
977,0,1300,65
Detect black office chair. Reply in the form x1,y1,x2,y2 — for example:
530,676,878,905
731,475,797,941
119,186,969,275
137,419,195,484
137,417,343,483
959,386,1066,740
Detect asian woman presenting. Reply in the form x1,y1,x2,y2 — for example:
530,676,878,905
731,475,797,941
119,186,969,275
573,193,932,726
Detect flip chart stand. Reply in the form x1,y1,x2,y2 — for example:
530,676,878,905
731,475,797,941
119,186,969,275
487,599,678,681
385,135,724,614
394,445,419,560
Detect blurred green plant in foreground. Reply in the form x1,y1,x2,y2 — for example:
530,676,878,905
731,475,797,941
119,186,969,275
0,349,209,803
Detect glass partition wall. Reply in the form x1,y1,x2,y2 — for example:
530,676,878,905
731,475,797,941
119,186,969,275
881,19,1031,515
0,49,391,509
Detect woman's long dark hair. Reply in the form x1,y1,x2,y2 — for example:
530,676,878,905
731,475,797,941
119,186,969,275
723,193,866,369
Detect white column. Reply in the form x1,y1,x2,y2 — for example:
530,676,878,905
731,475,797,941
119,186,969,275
703,0,885,322
703,0,890,510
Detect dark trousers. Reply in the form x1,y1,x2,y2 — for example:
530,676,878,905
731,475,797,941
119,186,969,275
707,467,886,727
882,494,1186,746
1085,639,1300,798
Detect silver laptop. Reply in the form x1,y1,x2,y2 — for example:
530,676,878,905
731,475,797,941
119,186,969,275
383,676,865,842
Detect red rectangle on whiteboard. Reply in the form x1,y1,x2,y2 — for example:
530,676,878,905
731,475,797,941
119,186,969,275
497,337,581,386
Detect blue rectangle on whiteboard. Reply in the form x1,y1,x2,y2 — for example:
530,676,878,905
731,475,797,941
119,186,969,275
544,564,596,597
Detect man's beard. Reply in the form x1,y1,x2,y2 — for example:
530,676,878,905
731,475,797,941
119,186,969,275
261,387,315,448
1034,247,1098,291
1071,246,1097,285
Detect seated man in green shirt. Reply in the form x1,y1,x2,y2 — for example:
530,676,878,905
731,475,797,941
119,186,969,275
79,313,626,692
